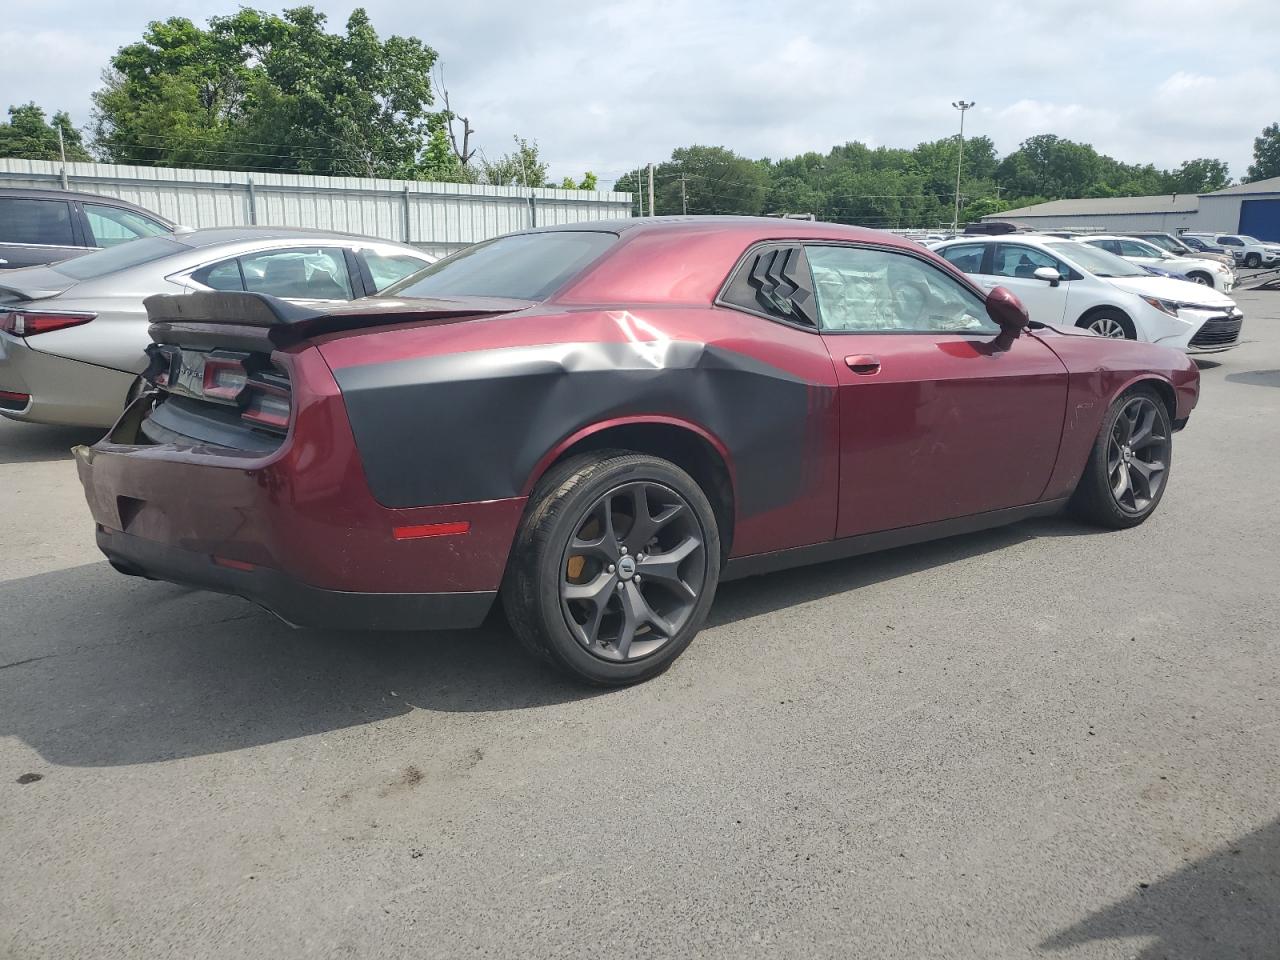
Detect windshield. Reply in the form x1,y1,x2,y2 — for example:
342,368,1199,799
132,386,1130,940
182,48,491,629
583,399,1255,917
1139,235,1181,253
1047,241,1147,278
1126,238,1168,258
385,231,618,301
50,235,186,280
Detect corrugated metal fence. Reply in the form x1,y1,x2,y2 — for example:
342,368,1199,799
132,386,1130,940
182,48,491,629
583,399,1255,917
0,159,632,257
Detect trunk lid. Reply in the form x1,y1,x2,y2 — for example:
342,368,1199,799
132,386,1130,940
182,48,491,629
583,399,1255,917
0,265,81,303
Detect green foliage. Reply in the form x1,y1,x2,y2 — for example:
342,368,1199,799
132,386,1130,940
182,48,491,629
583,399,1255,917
0,104,91,162
617,133,1236,228
481,137,549,187
1247,122,1280,182
93,6,439,177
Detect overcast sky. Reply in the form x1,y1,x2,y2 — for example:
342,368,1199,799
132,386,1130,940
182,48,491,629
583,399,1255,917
3,0,1277,187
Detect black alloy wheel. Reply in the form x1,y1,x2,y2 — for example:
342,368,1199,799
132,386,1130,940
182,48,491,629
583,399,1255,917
1070,386,1173,529
560,481,706,662
504,451,721,686
1106,394,1170,515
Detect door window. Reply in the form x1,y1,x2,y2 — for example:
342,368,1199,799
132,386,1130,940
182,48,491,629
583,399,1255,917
1118,239,1158,258
364,251,431,291
937,243,986,274
238,247,354,300
0,198,74,246
83,203,170,247
991,244,1065,280
807,245,995,334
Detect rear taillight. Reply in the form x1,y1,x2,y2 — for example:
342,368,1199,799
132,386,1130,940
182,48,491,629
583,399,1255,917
241,383,291,431
0,310,96,337
202,357,249,401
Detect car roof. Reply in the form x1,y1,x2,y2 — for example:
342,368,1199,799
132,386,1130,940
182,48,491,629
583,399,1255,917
520,215,923,249
170,226,416,249
0,186,177,227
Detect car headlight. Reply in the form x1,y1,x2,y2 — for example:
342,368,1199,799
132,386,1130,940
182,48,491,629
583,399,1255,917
1141,296,1181,317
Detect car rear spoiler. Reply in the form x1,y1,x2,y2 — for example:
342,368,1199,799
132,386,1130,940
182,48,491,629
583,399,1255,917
144,291,531,351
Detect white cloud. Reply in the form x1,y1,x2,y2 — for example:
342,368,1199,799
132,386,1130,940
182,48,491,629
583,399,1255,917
2,0,1278,185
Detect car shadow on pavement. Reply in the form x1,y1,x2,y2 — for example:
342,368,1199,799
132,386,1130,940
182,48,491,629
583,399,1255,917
0,515,1105,769
1040,817,1280,958
1224,369,1280,388
0,424,105,465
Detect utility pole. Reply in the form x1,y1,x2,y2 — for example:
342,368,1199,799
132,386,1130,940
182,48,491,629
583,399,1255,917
951,100,975,233
57,123,69,190
647,162,656,218
678,172,689,215
636,164,644,217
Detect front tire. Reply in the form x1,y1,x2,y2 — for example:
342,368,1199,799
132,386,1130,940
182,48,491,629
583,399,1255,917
1077,309,1136,340
1186,271,1213,287
1070,386,1172,529
503,450,721,686
1245,253,1261,269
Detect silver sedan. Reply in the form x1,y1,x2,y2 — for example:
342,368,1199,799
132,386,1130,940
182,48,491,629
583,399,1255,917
0,227,435,427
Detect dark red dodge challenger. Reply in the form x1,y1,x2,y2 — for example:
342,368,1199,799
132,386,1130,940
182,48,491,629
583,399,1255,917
76,218,1200,685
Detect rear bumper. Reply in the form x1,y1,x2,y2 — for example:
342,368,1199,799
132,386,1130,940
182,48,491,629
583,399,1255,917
96,527,496,630
76,347,525,630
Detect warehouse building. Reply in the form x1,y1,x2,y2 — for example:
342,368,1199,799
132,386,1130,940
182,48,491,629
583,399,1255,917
984,176,1280,240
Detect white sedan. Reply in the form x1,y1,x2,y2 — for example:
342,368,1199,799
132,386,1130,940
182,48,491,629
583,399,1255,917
1079,235,1234,292
932,235,1243,354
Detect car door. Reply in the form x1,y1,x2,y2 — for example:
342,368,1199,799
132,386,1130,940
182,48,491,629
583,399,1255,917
979,242,1073,325
806,242,1069,539
0,196,85,269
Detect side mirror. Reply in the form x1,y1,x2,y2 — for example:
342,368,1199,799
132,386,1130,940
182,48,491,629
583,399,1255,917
985,285,1030,339
1033,266,1062,286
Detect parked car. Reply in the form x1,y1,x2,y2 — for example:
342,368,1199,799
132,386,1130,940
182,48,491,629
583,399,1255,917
1079,235,1234,291
1127,232,1236,270
0,187,177,270
1179,234,1232,258
933,235,1243,352
1186,233,1280,269
0,228,435,427
76,218,1199,686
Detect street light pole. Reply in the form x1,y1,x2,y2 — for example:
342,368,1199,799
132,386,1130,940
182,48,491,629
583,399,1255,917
951,100,975,234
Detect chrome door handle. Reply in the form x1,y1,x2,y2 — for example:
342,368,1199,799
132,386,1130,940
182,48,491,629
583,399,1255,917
845,354,881,375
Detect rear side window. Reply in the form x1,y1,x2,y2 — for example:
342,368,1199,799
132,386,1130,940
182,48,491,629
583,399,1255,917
83,203,170,247
191,259,245,291
385,231,617,301
0,197,74,246
239,247,354,300
718,243,817,327
937,243,986,273
364,251,431,291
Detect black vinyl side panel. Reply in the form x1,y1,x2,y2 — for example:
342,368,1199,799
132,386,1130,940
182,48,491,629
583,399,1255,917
332,341,821,512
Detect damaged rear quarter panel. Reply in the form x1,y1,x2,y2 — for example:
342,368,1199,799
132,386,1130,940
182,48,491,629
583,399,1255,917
319,306,842,557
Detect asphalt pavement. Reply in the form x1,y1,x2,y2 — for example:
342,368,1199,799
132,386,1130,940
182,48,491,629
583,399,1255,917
2,291,1279,959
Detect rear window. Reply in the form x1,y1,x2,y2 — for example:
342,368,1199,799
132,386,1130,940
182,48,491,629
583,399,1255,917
0,197,74,246
384,231,617,301
50,235,185,280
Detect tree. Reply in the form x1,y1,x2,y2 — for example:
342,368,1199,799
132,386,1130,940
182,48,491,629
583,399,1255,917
93,6,439,177
0,103,91,162
481,137,549,187
1247,122,1280,183
1166,158,1231,193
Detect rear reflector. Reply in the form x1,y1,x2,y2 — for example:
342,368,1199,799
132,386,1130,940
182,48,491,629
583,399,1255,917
393,521,471,541
1,311,96,336
212,555,256,572
0,389,31,406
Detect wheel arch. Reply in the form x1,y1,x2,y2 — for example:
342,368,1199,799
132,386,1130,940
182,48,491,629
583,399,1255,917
1114,373,1177,424
1075,303,1134,330
522,417,737,560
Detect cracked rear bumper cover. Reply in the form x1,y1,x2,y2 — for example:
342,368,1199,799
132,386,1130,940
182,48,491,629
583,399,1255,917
96,527,497,631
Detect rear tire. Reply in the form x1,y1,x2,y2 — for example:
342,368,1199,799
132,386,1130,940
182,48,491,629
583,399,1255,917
503,450,721,686
1077,309,1136,340
1070,386,1172,529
